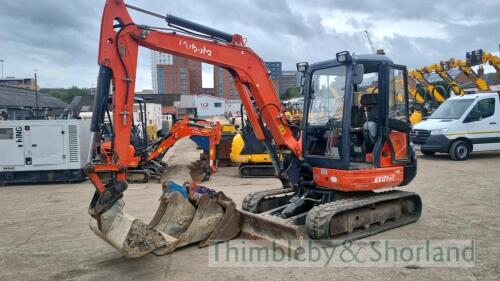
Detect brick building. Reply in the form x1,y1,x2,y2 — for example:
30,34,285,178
280,70,300,95
265,62,282,96
213,66,239,100
0,77,38,91
155,56,202,95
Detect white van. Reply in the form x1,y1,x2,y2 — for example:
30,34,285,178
412,92,500,160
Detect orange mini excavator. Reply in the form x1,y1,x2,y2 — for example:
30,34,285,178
98,116,222,183
85,0,421,257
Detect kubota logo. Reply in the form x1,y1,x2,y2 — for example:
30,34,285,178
374,175,395,183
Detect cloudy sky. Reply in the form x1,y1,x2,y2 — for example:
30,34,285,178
1,0,499,90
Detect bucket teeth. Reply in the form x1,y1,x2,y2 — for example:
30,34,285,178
89,200,179,258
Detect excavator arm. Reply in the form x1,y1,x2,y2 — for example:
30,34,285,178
88,0,301,195
88,0,302,200
146,117,221,175
85,0,301,258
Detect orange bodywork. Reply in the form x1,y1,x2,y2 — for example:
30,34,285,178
146,118,222,173
313,166,404,191
98,117,221,172
86,0,301,192
315,131,408,191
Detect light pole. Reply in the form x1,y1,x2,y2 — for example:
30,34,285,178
0,59,4,78
34,69,38,118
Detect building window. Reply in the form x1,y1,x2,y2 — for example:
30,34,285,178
179,67,188,93
157,68,165,94
218,69,224,97
214,102,222,108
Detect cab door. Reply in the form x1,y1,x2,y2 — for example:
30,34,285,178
386,65,411,163
463,96,500,151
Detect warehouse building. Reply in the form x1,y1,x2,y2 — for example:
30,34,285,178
0,85,68,120
195,94,225,117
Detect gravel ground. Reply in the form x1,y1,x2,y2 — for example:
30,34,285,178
0,138,499,281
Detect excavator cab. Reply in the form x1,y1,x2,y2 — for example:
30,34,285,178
240,53,420,245
301,52,416,188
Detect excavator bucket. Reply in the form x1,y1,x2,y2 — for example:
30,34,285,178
174,194,224,248
200,192,241,247
89,200,179,258
90,180,241,258
151,182,241,253
188,160,211,183
149,191,196,238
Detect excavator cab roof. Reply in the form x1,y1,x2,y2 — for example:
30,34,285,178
308,53,394,71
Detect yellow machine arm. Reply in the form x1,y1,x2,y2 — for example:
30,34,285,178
443,58,490,91
417,64,465,96
408,70,446,103
481,52,500,73
407,77,425,104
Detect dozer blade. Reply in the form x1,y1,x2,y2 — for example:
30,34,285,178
89,200,179,258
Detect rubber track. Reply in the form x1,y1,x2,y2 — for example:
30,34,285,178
239,164,275,178
306,190,421,240
242,188,294,213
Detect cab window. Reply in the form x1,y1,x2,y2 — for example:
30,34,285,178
389,68,407,120
467,98,495,121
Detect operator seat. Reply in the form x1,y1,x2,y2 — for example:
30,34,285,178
360,94,379,149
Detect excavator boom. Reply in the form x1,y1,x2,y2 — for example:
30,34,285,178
86,0,301,257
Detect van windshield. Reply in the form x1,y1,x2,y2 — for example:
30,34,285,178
429,99,474,119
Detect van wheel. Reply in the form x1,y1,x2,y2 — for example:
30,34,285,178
421,150,435,156
449,141,470,161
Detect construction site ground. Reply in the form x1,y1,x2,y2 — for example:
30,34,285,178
0,138,499,281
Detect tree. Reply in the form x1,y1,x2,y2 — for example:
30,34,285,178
282,86,301,100
42,86,91,103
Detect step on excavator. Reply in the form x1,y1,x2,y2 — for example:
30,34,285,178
85,0,422,258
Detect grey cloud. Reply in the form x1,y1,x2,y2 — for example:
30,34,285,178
0,0,499,89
